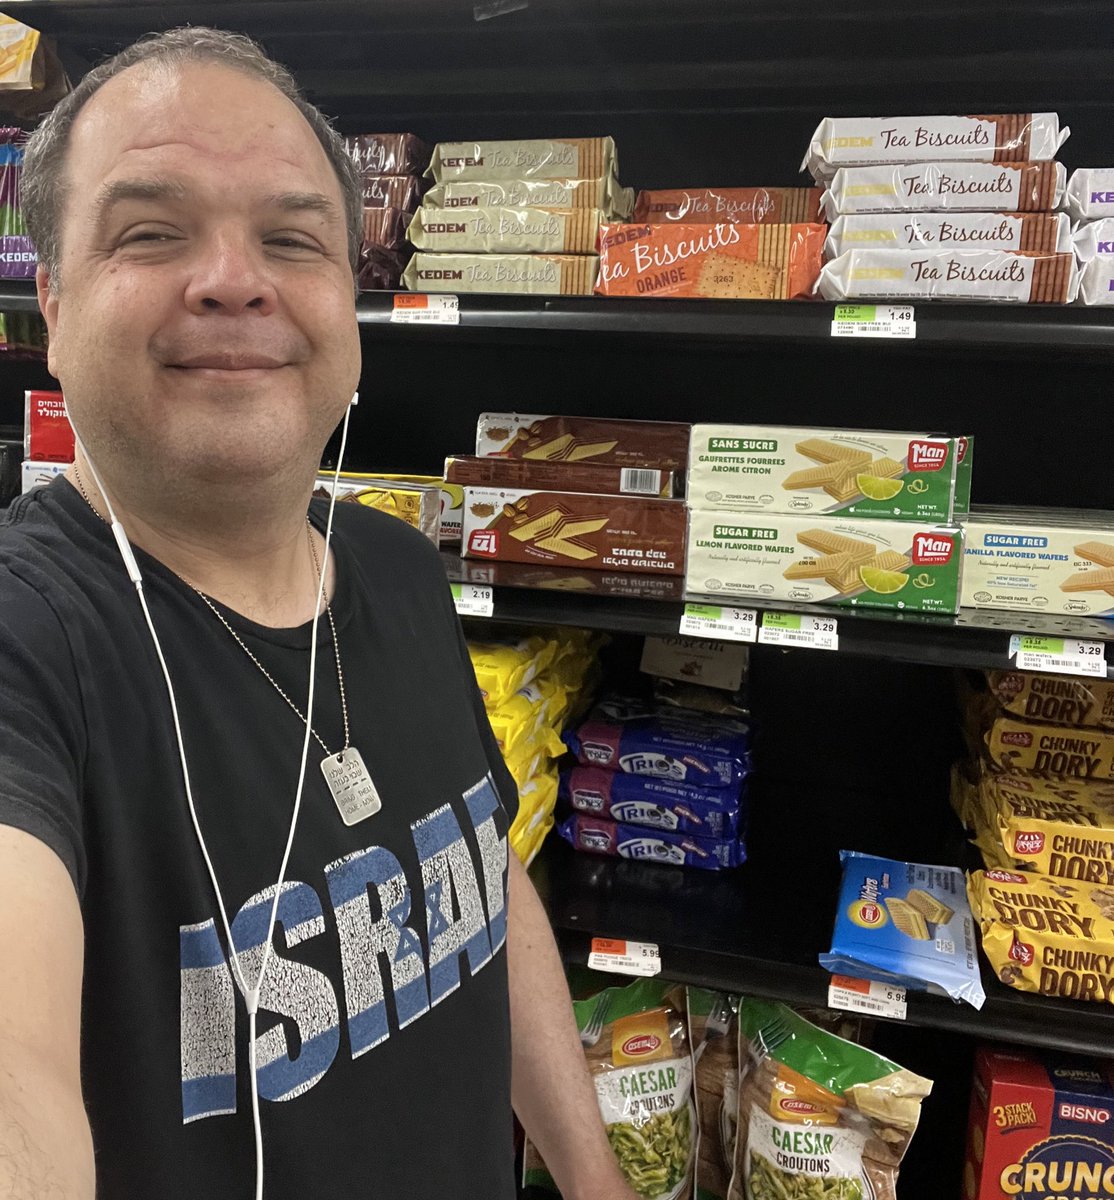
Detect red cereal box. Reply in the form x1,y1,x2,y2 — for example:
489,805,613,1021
964,1045,1114,1200
24,390,74,463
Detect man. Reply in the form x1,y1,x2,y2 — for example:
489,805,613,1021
0,27,638,1199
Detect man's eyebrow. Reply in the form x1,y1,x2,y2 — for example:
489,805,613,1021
264,191,341,220
91,177,189,225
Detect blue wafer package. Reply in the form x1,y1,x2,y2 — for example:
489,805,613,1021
820,850,986,1009
560,765,744,838
564,696,752,789
558,813,745,871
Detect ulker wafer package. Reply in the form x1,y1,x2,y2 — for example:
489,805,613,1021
821,850,986,1008
728,998,932,1200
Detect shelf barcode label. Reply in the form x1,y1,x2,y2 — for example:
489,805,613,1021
587,937,661,977
1009,635,1106,679
831,304,916,339
758,611,838,651
450,582,494,618
828,975,907,1020
679,603,757,643
620,468,664,496
391,294,460,324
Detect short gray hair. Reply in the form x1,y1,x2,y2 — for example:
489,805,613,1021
22,26,363,288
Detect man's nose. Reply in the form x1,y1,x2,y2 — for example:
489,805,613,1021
183,232,278,316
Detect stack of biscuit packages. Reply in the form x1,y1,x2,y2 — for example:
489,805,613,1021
402,137,633,295
595,183,826,300
811,113,1080,304
1066,168,1114,305
468,626,602,866
342,132,431,289
953,670,1114,1007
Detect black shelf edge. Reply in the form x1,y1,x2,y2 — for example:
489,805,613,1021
442,551,1114,677
4,280,1112,356
531,827,1114,1059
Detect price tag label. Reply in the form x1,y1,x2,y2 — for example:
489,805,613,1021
758,611,839,651
1009,635,1107,679
678,603,757,643
827,975,907,1020
831,304,916,339
391,294,460,325
450,583,494,618
587,937,662,978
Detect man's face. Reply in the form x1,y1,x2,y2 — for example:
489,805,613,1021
39,60,361,491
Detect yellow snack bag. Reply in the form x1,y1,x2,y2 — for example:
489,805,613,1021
509,770,558,844
468,633,560,708
502,724,565,792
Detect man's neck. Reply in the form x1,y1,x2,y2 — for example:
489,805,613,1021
67,458,335,629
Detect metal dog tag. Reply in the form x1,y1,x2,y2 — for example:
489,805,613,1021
320,747,382,825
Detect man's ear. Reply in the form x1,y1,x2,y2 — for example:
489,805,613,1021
36,264,61,379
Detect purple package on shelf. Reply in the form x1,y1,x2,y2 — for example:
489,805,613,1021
0,137,34,279
558,813,745,871
560,766,743,838
564,696,752,788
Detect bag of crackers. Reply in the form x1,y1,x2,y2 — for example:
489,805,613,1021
728,999,932,1200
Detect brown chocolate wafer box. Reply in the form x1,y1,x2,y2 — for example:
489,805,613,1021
476,413,690,471
445,454,680,498
461,487,686,575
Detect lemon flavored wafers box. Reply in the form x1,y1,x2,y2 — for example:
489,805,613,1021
963,1046,1114,1200
685,511,963,614
688,423,971,522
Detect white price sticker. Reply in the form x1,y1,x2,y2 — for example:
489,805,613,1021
831,304,916,339
758,611,839,651
678,603,757,643
827,975,907,1020
587,937,662,978
391,294,460,325
1009,634,1107,679
450,583,494,618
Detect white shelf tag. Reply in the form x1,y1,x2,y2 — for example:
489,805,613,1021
1009,634,1106,679
831,304,916,339
678,603,757,643
587,937,662,977
828,974,908,1020
758,611,839,651
451,582,494,618
391,294,460,324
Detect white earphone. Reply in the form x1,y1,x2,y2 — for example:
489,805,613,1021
67,392,358,1200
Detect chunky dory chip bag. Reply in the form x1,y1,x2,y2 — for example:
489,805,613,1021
728,999,932,1200
525,978,696,1199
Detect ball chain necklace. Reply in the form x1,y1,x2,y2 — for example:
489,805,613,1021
72,462,382,825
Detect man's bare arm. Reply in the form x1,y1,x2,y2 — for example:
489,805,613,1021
0,827,94,1197
506,853,639,1200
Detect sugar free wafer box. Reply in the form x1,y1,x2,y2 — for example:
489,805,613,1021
961,510,1114,616
688,423,971,522
685,510,963,613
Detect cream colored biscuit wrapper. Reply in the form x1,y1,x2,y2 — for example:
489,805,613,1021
426,137,617,183
825,212,1071,257
821,161,1066,218
804,113,1068,181
423,176,633,218
817,249,1079,304
402,252,598,295
408,206,601,254
1066,168,1114,221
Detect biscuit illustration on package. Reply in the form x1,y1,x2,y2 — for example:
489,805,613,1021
785,528,913,597
1061,541,1114,595
477,412,690,470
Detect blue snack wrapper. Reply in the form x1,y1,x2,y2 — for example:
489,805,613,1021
564,696,752,789
558,812,745,871
560,765,744,838
820,850,986,1010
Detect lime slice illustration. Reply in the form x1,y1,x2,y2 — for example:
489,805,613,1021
856,474,904,502
859,566,909,594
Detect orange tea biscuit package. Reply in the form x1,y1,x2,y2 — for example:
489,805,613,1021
595,222,826,299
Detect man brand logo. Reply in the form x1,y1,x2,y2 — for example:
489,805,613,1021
467,529,499,557
621,1034,662,1058
1001,731,1033,747
713,525,777,540
444,197,479,207
426,223,467,234
911,532,954,565
443,156,483,168
1092,191,1114,204
418,270,464,280
707,437,777,453
986,870,1027,883
1014,831,1045,855
1009,939,1035,966
908,440,949,471
1058,1103,1112,1125
957,436,969,463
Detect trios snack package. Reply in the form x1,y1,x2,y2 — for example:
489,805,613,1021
562,765,743,838
558,812,745,870
824,212,1071,258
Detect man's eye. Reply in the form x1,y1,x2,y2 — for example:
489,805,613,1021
267,236,319,251
121,229,176,244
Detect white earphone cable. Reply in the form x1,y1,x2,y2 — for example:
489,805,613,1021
68,394,357,1200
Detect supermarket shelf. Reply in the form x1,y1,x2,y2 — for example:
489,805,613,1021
443,552,1114,676
530,790,1114,1058
3,279,1114,355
